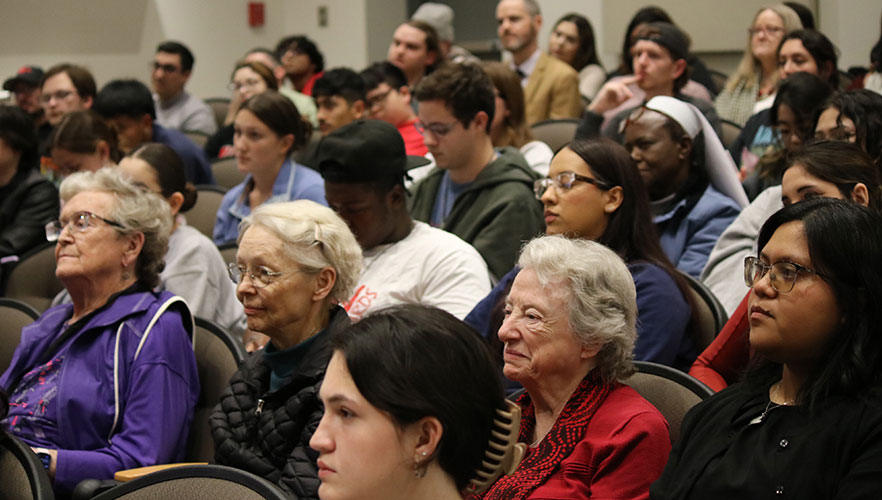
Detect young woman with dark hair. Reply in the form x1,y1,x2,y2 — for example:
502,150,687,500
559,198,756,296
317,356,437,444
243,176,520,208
118,143,245,336
466,137,699,372
814,90,882,165
311,304,517,500
212,90,325,245
548,13,605,101
49,109,122,179
777,29,839,87
654,198,882,498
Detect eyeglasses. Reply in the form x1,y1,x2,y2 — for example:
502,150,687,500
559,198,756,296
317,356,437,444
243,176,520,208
227,263,285,289
39,90,75,104
45,211,126,242
815,127,857,142
228,79,263,92
743,256,823,293
533,172,614,200
748,26,785,37
152,62,180,73
366,88,393,110
415,120,459,137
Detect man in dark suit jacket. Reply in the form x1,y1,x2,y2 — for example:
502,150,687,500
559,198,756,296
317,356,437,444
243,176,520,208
496,0,582,124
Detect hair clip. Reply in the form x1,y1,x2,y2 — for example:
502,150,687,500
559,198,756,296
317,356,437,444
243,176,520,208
466,400,526,494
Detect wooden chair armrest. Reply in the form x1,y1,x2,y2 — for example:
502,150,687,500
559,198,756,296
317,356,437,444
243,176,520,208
113,462,209,482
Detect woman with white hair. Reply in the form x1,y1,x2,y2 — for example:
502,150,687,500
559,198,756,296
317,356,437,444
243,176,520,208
1,168,199,495
623,95,746,277
210,200,363,496
473,235,670,500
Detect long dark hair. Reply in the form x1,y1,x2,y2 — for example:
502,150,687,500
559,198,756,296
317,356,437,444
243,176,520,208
815,90,882,167
553,13,601,71
129,143,198,212
749,198,882,412
786,141,882,211
331,305,503,491
566,138,701,343
0,105,38,172
778,29,839,87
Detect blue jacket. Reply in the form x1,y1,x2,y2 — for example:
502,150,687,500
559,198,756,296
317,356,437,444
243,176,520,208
465,261,695,373
1,290,199,494
213,159,327,245
654,185,741,278
153,124,215,185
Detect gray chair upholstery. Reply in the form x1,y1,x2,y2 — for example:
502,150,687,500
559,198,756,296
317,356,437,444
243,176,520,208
0,432,55,500
187,318,247,463
204,98,230,130
188,186,228,240
677,270,728,351
210,158,245,191
530,118,580,154
91,465,286,500
183,131,210,149
625,361,713,444
4,243,63,313
720,119,743,149
0,298,40,374
709,69,729,96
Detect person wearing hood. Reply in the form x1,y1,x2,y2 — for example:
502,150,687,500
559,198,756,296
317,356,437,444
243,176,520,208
408,63,543,280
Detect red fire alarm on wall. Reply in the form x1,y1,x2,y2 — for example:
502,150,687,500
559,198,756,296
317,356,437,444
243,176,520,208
249,2,265,27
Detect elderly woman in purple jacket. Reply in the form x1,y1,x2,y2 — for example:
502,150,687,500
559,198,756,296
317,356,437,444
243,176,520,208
0,168,199,495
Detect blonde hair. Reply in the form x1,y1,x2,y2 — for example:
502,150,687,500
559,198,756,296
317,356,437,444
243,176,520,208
725,4,802,93
238,200,363,303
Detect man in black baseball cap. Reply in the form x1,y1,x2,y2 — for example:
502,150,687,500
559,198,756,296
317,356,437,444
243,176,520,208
3,65,46,123
318,119,491,321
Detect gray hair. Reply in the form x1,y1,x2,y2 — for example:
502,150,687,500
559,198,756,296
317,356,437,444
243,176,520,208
59,167,172,289
238,200,363,303
500,0,541,17
518,236,637,382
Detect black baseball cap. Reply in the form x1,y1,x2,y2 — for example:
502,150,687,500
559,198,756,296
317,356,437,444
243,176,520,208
317,119,430,183
3,65,44,91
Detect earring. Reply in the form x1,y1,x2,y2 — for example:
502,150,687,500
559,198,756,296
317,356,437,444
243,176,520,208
413,451,428,478
122,271,131,281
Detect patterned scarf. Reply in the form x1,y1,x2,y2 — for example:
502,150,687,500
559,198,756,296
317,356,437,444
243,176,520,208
473,370,613,500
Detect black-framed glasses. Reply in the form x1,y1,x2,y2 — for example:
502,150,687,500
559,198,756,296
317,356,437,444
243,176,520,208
227,263,285,289
45,211,126,242
151,62,180,73
227,79,263,92
743,256,823,293
748,26,784,37
415,120,459,137
366,88,394,110
815,126,857,142
533,172,614,200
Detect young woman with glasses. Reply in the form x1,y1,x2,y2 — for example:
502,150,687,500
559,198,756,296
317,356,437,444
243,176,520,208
652,197,882,498
466,137,699,372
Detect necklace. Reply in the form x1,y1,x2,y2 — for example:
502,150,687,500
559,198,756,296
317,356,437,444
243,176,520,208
749,382,795,425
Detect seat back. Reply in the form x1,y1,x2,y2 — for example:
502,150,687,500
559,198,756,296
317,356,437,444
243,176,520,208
4,243,63,313
188,186,228,239
529,118,580,154
0,298,40,374
0,432,55,500
217,243,238,266
187,318,247,462
677,271,728,351
205,98,230,130
708,69,729,95
210,158,245,191
625,361,714,444
184,131,210,149
720,119,743,149
92,464,286,500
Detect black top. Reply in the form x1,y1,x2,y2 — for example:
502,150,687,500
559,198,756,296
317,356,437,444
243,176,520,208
651,381,882,499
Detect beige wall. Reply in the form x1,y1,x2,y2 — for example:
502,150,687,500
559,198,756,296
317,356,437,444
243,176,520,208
1,0,879,100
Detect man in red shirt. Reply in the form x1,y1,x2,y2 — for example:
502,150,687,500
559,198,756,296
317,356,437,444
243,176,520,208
276,35,324,96
360,62,428,156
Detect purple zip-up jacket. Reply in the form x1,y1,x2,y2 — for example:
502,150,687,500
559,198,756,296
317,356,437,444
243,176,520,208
0,290,200,494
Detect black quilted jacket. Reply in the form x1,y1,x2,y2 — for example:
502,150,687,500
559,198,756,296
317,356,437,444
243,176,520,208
210,306,350,498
